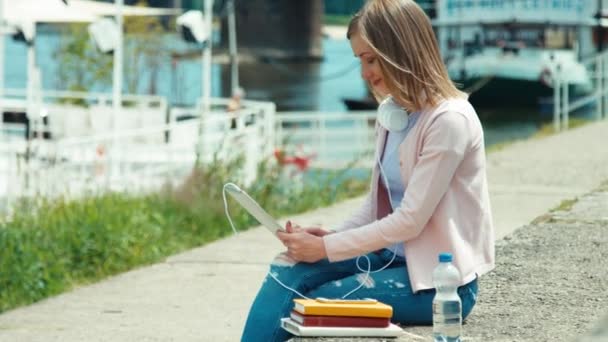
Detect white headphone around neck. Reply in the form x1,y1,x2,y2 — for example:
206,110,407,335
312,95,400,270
377,96,409,132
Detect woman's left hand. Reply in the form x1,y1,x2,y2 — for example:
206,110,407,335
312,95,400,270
277,222,327,263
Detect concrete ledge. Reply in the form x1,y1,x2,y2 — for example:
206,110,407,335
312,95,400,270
289,186,608,342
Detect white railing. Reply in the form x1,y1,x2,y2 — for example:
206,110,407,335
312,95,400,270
1,90,383,214
0,95,276,215
274,111,377,169
1,88,166,108
0,88,168,140
0,139,25,214
553,50,608,131
193,97,276,160
1,118,259,207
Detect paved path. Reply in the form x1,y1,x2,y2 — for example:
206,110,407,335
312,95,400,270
0,120,607,342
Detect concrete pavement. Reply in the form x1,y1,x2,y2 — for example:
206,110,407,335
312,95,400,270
0,119,607,341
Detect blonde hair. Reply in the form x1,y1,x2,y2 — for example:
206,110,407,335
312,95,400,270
347,0,465,112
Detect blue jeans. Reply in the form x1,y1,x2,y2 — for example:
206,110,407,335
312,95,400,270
241,250,478,342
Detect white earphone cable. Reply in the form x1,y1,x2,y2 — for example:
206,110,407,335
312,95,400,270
223,183,239,235
222,155,400,299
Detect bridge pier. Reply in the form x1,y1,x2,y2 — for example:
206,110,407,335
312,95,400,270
222,0,324,61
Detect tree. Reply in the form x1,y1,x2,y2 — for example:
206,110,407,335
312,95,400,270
54,23,113,98
54,1,171,102
123,2,169,95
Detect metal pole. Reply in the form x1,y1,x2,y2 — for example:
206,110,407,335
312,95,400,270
553,64,561,132
112,0,124,185
458,2,465,81
604,52,608,119
203,0,213,115
227,0,239,95
596,0,606,119
597,54,603,120
27,22,36,139
24,22,36,192
563,78,569,130
597,0,604,53
0,0,4,138
198,0,213,163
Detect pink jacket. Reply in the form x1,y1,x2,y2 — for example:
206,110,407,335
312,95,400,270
323,98,495,292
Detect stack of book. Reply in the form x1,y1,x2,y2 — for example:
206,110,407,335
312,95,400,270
280,298,404,337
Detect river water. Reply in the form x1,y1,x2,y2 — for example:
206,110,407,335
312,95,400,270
3,31,556,148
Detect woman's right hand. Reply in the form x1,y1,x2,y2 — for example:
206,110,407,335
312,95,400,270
284,221,333,237
302,227,333,237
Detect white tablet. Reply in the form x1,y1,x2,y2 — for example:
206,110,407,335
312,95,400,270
224,183,285,234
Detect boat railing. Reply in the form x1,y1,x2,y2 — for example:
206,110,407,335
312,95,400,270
553,49,608,131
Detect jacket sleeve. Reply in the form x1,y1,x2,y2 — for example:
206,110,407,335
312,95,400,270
332,190,374,232
323,111,471,261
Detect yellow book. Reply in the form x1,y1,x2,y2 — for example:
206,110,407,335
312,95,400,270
293,299,393,318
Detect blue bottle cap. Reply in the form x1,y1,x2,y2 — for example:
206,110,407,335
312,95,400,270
439,252,452,263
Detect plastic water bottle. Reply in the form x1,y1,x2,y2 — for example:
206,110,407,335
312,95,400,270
432,252,462,342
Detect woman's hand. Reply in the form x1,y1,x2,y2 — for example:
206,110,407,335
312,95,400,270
284,221,333,237
277,221,328,263
302,227,333,237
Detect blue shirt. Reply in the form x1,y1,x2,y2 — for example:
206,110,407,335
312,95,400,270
380,112,420,256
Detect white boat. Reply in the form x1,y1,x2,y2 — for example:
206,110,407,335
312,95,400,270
433,0,603,107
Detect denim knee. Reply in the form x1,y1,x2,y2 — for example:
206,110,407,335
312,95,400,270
459,278,478,320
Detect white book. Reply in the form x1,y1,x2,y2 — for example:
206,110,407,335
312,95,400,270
280,318,404,337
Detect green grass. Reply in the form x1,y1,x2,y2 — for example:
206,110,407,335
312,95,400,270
0,157,369,313
599,180,608,192
486,140,514,154
532,118,591,139
550,198,579,212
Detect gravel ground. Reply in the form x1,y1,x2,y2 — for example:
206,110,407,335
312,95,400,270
291,183,608,342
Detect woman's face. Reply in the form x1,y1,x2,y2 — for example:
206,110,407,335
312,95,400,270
350,33,389,97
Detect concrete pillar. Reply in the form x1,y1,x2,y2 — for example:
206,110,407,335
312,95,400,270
226,0,323,60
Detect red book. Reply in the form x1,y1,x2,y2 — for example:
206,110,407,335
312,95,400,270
290,311,390,328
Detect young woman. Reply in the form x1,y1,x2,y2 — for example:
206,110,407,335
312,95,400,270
241,1,495,341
